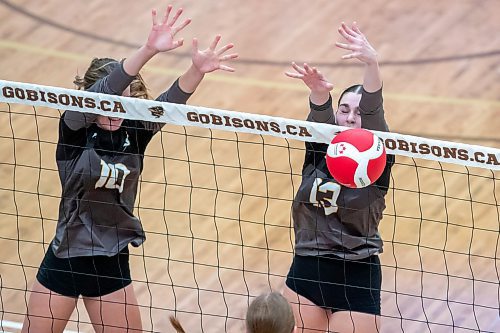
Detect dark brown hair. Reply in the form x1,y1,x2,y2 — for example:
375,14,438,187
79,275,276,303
74,57,150,99
337,84,363,107
246,292,295,333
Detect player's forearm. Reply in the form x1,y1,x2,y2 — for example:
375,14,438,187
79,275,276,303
307,94,334,124
178,64,205,94
156,79,193,104
309,90,331,106
362,61,382,93
123,45,158,76
63,111,98,130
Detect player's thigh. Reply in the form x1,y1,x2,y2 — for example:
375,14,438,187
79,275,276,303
83,283,142,333
22,280,77,333
330,310,381,333
283,285,330,333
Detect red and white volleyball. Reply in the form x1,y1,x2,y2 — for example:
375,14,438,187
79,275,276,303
326,128,386,188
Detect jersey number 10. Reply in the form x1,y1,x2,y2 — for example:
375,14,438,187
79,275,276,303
95,160,131,193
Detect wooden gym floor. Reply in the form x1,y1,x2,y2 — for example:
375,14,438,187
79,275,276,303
0,0,499,332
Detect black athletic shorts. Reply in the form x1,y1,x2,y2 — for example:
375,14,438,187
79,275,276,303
286,254,381,315
36,243,132,298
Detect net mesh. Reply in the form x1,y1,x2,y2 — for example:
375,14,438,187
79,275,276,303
0,81,498,332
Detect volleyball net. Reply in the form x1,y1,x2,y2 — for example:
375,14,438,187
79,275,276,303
0,80,498,332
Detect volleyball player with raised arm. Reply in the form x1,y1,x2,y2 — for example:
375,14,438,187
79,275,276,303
283,22,394,333
22,4,238,333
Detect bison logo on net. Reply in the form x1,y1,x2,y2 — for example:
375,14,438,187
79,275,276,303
148,106,165,118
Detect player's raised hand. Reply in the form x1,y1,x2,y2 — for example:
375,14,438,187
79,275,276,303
335,22,377,65
146,5,192,53
191,35,239,74
285,62,333,94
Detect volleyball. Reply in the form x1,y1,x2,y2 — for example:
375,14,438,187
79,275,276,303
326,128,386,188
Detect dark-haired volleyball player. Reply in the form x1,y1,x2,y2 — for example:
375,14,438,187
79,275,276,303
22,4,238,333
283,22,394,333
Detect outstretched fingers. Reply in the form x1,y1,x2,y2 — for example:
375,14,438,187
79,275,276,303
335,41,362,51
285,62,311,79
167,7,183,26
285,61,333,92
216,42,234,56
351,21,365,38
285,71,304,79
171,18,191,36
192,37,199,52
341,22,359,38
291,62,307,75
191,35,239,74
210,35,222,51
218,64,236,72
285,63,298,78
338,26,355,42
220,53,239,61
151,9,158,26
146,4,192,53
338,23,361,43
170,38,184,50
336,21,367,61
304,63,318,76
311,67,328,85
211,36,238,62
161,5,173,25
341,52,362,60
336,41,362,60
216,40,238,71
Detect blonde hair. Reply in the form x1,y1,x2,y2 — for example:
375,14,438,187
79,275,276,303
169,292,295,333
169,316,186,333
74,57,150,99
246,292,295,333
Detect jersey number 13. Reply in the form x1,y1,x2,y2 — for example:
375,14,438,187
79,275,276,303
309,178,341,215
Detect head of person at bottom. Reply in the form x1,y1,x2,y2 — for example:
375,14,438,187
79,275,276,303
73,57,149,131
169,292,295,333
335,84,363,129
246,292,296,333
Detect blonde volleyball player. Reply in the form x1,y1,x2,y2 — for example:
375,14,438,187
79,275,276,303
283,22,394,333
170,292,296,333
22,4,238,333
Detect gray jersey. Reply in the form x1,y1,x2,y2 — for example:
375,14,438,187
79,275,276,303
293,87,393,259
53,63,192,258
